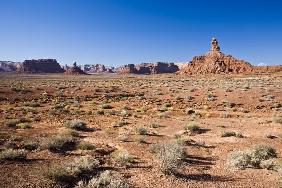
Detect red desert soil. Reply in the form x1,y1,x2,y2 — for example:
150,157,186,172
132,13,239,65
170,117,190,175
0,72,281,188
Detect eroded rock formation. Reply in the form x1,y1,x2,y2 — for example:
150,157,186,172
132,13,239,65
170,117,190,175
0,61,21,72
180,38,254,74
64,62,86,75
83,64,114,73
116,62,179,74
18,59,64,73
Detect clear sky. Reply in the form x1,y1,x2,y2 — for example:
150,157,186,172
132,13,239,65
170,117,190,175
0,0,282,66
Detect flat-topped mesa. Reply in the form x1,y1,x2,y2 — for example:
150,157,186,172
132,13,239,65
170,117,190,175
18,59,64,73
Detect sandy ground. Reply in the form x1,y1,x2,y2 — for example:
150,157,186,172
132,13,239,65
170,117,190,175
0,72,281,188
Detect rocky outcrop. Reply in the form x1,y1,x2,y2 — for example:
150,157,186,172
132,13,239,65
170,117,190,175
83,64,114,73
180,38,254,74
64,62,86,75
252,65,282,73
18,59,64,73
0,61,21,72
116,62,179,74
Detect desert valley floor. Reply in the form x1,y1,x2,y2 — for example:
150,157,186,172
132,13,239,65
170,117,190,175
0,73,281,188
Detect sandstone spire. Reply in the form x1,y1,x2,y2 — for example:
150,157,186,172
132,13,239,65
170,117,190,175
211,37,220,51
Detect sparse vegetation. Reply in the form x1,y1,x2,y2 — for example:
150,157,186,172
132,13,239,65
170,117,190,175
150,141,185,174
226,144,277,170
0,149,28,160
75,170,130,188
65,120,88,131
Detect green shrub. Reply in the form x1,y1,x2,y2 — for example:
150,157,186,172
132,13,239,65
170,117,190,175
0,149,28,160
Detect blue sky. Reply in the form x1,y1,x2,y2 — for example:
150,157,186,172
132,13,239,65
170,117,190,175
0,0,282,66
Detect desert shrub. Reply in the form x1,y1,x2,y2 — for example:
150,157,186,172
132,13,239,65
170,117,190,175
113,150,133,166
221,131,243,138
118,133,129,142
260,159,279,170
221,131,236,137
114,121,128,127
185,108,195,115
44,165,72,182
137,136,146,144
149,123,160,128
16,123,32,129
100,104,113,109
23,101,40,107
247,144,277,167
273,115,282,124
226,144,277,170
45,156,99,182
75,170,130,188
77,142,96,150
0,149,28,160
136,127,147,135
5,119,21,127
22,140,39,150
65,155,100,177
151,141,185,174
65,120,87,131
184,122,200,133
226,150,251,170
41,132,77,152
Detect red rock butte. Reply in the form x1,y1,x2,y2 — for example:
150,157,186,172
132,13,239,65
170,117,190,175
180,38,282,74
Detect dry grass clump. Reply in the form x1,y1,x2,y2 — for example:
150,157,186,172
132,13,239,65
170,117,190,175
45,155,100,182
77,142,96,150
184,122,200,133
113,150,133,166
150,141,185,174
65,120,88,131
75,170,131,188
273,114,282,124
0,149,28,160
221,131,243,138
41,131,78,152
226,144,277,170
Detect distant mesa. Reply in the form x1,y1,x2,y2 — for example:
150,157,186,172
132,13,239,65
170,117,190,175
64,62,87,75
0,38,281,75
83,64,114,73
18,59,64,73
0,61,21,72
116,62,179,74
